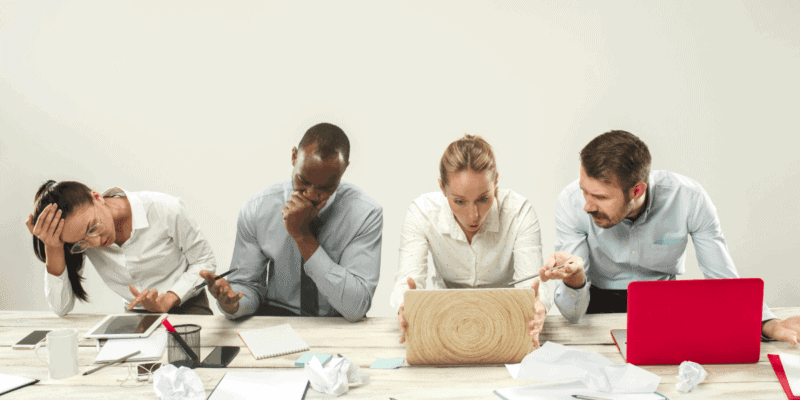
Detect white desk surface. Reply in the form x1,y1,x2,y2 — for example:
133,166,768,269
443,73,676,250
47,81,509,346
1,308,798,399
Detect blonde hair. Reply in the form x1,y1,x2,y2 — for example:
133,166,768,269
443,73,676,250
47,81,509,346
439,134,498,187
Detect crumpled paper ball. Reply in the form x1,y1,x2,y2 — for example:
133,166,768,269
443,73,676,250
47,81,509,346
304,356,369,397
675,361,708,393
153,364,206,400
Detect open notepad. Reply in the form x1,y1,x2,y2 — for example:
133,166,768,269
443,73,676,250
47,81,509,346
94,331,168,363
208,370,308,400
238,324,309,360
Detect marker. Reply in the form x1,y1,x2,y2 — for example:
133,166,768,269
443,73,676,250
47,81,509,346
508,263,569,286
161,319,199,364
194,268,239,290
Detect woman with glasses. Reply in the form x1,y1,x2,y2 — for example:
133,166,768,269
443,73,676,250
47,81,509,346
26,180,217,316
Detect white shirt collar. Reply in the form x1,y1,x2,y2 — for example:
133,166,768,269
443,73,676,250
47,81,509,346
102,187,148,233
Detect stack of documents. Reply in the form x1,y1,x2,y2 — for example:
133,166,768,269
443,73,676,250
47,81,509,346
208,371,308,399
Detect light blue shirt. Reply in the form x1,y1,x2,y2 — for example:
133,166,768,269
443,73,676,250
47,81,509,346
554,170,776,324
221,180,383,322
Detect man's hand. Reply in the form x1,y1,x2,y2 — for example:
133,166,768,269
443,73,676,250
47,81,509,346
527,279,547,348
539,251,585,289
127,285,180,313
281,191,327,239
200,270,243,315
398,277,416,344
763,317,800,345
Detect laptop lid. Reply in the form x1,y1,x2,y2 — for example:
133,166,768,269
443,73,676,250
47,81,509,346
627,278,763,365
403,288,536,365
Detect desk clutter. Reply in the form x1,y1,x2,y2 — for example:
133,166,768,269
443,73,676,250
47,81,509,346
7,311,800,399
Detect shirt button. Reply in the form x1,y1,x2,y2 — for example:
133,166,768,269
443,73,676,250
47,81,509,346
571,293,576,298
632,250,636,255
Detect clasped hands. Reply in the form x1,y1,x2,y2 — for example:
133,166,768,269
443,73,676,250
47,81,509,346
281,190,327,239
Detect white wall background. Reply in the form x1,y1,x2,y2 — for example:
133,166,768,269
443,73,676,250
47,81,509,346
1,1,799,317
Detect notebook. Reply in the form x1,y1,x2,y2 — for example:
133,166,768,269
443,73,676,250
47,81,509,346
94,331,168,363
623,278,763,365
208,370,308,400
769,354,800,399
0,373,38,396
238,324,309,360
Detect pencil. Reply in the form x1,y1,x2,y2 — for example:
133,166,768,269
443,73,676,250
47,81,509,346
194,268,239,290
83,350,141,376
507,263,568,286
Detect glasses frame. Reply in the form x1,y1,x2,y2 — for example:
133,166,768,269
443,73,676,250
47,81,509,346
69,201,106,254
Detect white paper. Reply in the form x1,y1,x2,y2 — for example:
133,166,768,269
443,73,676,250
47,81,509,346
153,365,205,400
305,356,369,397
505,342,660,393
494,381,665,400
779,353,800,396
209,370,308,400
0,372,37,396
94,332,168,363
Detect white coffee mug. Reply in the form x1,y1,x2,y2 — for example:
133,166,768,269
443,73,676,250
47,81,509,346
34,328,79,379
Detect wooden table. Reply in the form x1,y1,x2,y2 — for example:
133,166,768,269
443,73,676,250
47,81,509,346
1,308,798,399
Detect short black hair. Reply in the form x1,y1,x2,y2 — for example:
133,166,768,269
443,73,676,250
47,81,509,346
298,123,350,164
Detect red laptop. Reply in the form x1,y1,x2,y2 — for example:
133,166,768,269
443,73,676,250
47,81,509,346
611,278,763,365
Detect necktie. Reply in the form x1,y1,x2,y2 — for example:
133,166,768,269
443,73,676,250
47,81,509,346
300,217,322,316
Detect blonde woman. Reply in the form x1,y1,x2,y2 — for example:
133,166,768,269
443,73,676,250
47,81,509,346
391,135,554,347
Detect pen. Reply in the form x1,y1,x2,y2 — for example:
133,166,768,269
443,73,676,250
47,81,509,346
571,395,612,400
194,268,239,290
161,319,199,363
83,350,141,376
508,263,568,286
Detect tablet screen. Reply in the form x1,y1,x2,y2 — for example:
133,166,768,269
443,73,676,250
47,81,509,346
92,315,161,335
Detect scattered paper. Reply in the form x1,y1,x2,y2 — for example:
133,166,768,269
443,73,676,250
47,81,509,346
152,364,205,400
295,353,333,367
505,342,660,393
305,356,369,397
675,361,707,393
494,381,666,400
370,358,404,369
779,353,800,396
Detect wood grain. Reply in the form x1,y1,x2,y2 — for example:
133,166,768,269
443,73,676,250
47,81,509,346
404,288,536,365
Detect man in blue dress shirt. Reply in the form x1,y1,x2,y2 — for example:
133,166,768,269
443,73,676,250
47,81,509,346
200,123,382,322
539,130,800,343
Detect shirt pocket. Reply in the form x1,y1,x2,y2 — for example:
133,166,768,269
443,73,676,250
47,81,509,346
645,237,688,272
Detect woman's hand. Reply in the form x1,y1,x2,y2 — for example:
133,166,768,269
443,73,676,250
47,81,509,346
527,279,547,348
398,277,417,344
127,285,181,313
26,204,65,249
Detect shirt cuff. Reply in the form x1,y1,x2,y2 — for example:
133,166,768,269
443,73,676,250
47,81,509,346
554,280,590,324
168,280,196,306
761,318,778,342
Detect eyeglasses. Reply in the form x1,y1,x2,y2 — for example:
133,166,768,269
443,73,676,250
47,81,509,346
69,202,105,254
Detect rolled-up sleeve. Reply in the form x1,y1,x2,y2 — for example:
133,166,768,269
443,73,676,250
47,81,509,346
167,198,217,305
221,203,269,320
553,189,591,324
304,204,382,322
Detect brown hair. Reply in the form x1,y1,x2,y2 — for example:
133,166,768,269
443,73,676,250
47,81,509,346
31,180,93,302
439,134,498,187
580,130,651,193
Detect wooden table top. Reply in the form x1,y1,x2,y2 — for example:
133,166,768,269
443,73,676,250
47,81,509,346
1,308,798,399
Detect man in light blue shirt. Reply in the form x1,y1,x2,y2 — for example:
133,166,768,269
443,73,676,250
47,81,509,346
539,130,800,343
200,123,382,322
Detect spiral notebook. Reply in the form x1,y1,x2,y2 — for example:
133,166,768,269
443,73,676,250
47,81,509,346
238,324,309,360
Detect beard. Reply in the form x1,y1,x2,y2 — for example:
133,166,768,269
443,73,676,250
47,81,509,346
588,195,635,229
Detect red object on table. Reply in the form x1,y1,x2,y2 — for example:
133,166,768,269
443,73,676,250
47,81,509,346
768,354,800,400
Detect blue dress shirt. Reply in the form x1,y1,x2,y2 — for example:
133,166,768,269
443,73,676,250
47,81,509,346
554,170,777,324
220,180,383,322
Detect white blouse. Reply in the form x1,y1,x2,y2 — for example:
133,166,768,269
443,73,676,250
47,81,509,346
390,189,554,312
44,188,217,316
